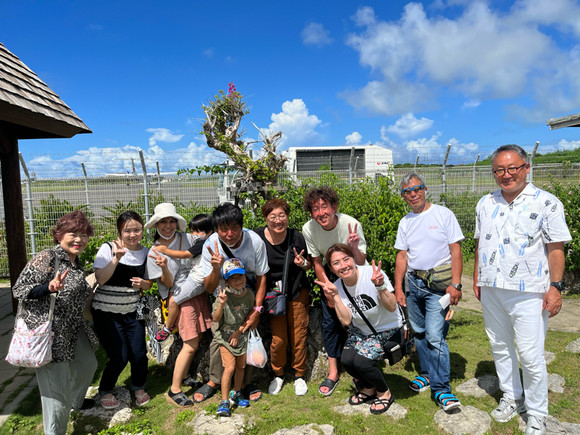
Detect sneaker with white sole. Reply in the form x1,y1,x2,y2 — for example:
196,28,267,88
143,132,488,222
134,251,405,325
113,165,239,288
268,377,284,395
525,415,546,435
294,378,308,396
491,396,526,422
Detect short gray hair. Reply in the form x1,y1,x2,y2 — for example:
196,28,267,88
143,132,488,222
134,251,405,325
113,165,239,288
491,144,528,164
399,172,426,192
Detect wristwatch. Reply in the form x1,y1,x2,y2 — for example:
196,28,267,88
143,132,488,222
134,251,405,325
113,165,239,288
450,283,462,291
253,305,264,313
550,281,565,292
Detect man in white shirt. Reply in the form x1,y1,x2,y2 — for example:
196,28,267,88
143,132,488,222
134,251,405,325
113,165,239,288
394,173,464,412
193,203,269,403
474,145,571,435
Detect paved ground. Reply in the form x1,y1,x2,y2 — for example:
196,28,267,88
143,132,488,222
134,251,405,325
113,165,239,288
0,278,577,428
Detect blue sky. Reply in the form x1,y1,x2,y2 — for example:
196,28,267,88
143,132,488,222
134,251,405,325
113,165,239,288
3,0,580,177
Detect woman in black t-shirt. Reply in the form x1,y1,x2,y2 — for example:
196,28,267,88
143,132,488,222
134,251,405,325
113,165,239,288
254,199,311,396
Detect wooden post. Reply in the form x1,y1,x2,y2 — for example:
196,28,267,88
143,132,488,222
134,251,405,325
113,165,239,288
0,129,27,313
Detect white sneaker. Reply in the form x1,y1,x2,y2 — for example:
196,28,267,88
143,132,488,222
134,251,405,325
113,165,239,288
268,377,284,395
294,378,308,396
525,415,546,435
491,396,526,422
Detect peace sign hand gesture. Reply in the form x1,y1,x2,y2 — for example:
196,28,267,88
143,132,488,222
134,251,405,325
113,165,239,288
218,285,228,305
315,279,338,299
370,260,384,287
207,240,225,271
112,238,127,260
293,247,307,267
149,247,168,268
347,223,360,250
49,269,69,293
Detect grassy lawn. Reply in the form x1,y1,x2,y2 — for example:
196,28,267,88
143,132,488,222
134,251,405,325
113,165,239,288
1,308,579,434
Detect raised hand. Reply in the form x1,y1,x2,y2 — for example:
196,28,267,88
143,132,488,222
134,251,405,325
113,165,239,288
347,223,360,250
218,286,228,305
207,240,225,271
315,279,338,299
370,259,384,287
113,238,127,260
153,244,168,255
49,269,69,292
293,247,306,267
149,247,168,268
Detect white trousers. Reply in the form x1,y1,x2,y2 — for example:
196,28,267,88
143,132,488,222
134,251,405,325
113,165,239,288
36,331,97,435
481,286,549,417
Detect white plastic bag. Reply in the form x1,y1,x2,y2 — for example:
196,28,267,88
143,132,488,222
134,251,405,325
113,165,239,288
245,329,268,368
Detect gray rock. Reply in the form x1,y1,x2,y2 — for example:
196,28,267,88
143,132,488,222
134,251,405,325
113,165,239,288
79,387,134,427
433,405,491,435
548,373,565,393
455,375,499,397
272,423,335,435
566,338,580,353
545,351,556,365
517,414,580,434
333,402,407,420
188,410,254,434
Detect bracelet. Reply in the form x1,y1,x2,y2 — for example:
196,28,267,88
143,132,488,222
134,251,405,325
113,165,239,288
375,282,387,291
301,258,308,268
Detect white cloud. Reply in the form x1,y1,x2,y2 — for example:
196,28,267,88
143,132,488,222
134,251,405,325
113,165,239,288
203,48,214,58
344,2,580,121
146,128,184,146
268,99,322,148
345,131,363,145
301,22,332,47
387,113,434,139
462,99,481,110
448,137,479,158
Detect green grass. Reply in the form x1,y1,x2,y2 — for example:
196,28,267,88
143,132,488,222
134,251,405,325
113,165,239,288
1,309,579,434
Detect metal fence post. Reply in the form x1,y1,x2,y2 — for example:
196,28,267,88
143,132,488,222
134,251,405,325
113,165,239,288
472,154,480,192
18,153,36,255
441,144,451,206
348,147,355,185
414,155,419,173
81,162,90,211
139,150,151,224
529,141,539,184
156,161,162,191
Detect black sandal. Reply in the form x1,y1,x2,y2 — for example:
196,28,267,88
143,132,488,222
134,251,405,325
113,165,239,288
349,391,377,406
242,383,262,401
166,390,193,407
370,394,395,415
193,383,217,403
182,377,202,390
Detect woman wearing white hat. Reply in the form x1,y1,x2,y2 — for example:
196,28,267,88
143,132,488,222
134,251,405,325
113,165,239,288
145,203,212,406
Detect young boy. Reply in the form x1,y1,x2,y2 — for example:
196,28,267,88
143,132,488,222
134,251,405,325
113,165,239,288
213,258,254,417
155,214,213,342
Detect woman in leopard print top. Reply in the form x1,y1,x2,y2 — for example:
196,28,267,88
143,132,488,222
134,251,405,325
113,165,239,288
12,210,98,435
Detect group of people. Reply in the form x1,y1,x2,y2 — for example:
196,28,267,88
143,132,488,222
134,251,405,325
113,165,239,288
11,144,570,434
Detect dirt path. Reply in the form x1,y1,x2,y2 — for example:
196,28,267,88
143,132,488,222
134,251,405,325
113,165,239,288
458,275,580,333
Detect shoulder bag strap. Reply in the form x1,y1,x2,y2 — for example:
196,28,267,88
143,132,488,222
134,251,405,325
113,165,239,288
340,279,379,336
280,230,293,295
219,239,235,260
20,252,59,319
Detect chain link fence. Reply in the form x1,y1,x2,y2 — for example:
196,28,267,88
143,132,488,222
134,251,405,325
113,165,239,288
0,154,578,277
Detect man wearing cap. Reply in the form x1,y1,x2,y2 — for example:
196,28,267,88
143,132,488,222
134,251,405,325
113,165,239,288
394,172,464,412
474,145,571,434
193,202,269,403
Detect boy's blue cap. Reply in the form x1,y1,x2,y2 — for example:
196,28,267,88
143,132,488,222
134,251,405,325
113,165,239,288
222,258,245,280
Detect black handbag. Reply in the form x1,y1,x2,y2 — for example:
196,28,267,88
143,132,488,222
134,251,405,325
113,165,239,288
341,280,412,365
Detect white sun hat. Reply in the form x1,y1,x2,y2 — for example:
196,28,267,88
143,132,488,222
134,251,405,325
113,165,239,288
144,203,187,232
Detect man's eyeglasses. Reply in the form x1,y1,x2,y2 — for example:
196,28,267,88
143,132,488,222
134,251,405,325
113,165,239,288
401,184,425,196
491,163,527,176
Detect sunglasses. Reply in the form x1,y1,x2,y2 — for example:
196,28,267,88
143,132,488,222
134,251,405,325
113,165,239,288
401,184,425,196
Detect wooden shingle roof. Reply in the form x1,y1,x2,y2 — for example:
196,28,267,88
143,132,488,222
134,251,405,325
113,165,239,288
546,113,580,130
0,42,91,139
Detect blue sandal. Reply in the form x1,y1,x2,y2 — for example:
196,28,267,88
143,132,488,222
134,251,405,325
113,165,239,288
409,376,430,392
435,391,461,412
